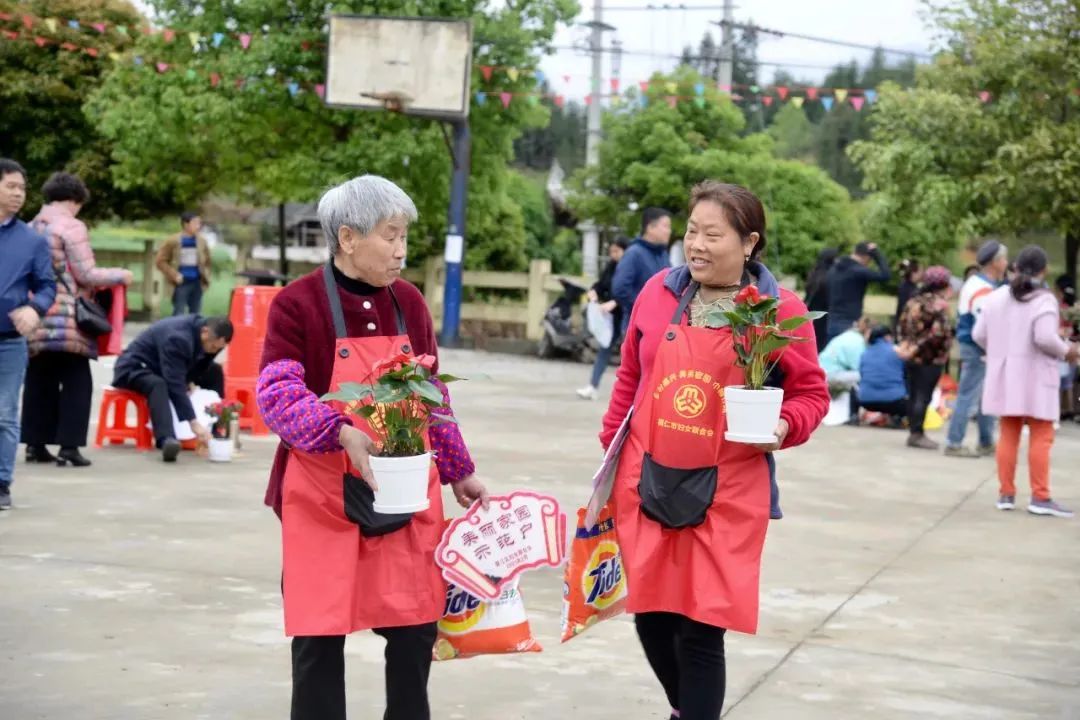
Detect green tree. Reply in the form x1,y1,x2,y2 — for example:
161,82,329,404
850,0,1080,276
0,0,180,220
86,0,578,270
569,68,858,278
768,103,816,162
513,92,587,173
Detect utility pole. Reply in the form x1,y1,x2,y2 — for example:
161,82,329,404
581,0,613,278
718,0,734,92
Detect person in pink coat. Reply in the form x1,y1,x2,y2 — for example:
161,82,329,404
973,245,1079,518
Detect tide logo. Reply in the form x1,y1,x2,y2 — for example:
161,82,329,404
583,542,626,610
439,585,485,634
673,384,706,419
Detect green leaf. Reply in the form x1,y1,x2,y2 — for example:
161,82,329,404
779,316,811,331
373,384,410,405
430,414,459,426
435,373,465,384
320,383,375,403
805,311,827,321
356,405,378,419
409,380,446,405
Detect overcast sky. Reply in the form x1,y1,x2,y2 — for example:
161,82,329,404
540,0,936,99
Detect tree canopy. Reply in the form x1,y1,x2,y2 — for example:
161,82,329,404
86,0,578,270
849,0,1080,275
568,67,859,279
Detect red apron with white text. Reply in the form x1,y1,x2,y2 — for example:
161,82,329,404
280,266,445,636
612,282,770,633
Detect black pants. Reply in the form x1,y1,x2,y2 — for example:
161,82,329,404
113,363,225,445
21,352,92,448
291,624,438,720
906,363,943,434
861,399,909,418
635,612,727,720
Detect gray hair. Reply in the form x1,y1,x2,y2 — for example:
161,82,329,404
317,175,418,255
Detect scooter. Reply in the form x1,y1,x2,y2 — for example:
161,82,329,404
538,278,596,363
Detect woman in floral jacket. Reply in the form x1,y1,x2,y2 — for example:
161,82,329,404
898,265,955,450
22,173,132,467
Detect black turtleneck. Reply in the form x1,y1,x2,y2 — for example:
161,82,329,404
331,262,379,296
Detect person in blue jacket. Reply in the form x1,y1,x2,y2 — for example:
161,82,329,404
858,325,914,425
611,207,672,334
0,159,57,510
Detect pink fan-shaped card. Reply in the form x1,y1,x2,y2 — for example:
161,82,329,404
436,492,567,601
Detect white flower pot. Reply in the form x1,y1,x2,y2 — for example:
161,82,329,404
208,438,234,462
724,386,784,444
371,452,432,514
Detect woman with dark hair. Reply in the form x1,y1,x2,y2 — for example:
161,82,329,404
974,246,1079,517
894,258,923,329
858,324,914,425
598,181,829,719
22,173,132,467
897,266,954,450
804,247,839,352
577,235,631,400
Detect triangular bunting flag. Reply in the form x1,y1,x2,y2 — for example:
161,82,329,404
554,94,565,108
666,95,677,108
133,55,143,65
189,32,200,48
3,30,19,40
240,33,252,50
694,82,705,96
639,81,649,92
22,15,34,30
163,29,175,42
763,96,774,107
638,94,648,107
584,94,592,106
500,92,512,108
562,74,571,84
60,42,78,52
507,67,519,82
527,94,539,106
93,22,107,33
665,81,677,94
864,89,877,103
108,51,120,62
84,47,98,57
68,20,80,30
116,25,128,36
792,97,805,108
534,70,545,86
156,62,169,73
694,97,705,108
186,68,197,80
822,97,834,111
610,78,620,93
315,83,325,98
777,86,789,100
750,84,760,93
212,32,224,48
806,87,819,100
481,65,493,81
611,95,622,107
851,96,865,111
45,18,58,32
210,72,221,87
34,37,47,47
979,90,991,103
834,89,848,103
718,84,732,94
288,82,300,97
475,91,487,105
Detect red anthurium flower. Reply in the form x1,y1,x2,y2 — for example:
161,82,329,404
372,353,411,374
413,354,437,370
734,285,762,305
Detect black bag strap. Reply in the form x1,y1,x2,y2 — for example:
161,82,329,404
671,281,699,325
322,263,408,340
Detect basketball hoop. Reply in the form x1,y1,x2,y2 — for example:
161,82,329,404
360,90,414,114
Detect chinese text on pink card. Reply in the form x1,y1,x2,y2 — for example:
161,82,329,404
436,492,566,601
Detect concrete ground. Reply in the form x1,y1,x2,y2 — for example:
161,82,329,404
1,348,1079,720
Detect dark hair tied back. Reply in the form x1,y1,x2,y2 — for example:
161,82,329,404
1010,245,1049,302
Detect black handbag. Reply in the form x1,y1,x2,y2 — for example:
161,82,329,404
58,273,112,338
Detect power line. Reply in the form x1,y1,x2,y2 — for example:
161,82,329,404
604,3,728,9
550,44,853,72
713,19,933,59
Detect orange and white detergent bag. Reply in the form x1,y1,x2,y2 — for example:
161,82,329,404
560,505,628,642
433,579,542,661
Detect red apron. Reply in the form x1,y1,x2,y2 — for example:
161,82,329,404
280,266,445,636
612,282,771,634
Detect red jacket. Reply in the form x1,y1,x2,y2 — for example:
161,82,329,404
601,267,829,450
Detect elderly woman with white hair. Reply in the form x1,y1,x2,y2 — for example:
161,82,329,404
256,175,488,720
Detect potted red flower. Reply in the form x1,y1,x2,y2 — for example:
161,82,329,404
322,354,460,513
705,286,823,443
204,400,244,461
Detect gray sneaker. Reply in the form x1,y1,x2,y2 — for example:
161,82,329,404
978,444,996,457
996,495,1015,511
944,445,981,458
0,484,11,510
1027,499,1074,518
907,434,940,450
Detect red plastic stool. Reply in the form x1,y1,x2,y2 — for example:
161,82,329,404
227,384,269,435
95,387,154,451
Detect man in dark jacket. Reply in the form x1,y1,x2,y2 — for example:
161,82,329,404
113,315,233,461
0,159,56,509
611,207,672,333
826,241,890,342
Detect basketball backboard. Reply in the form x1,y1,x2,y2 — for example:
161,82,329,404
326,15,473,119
